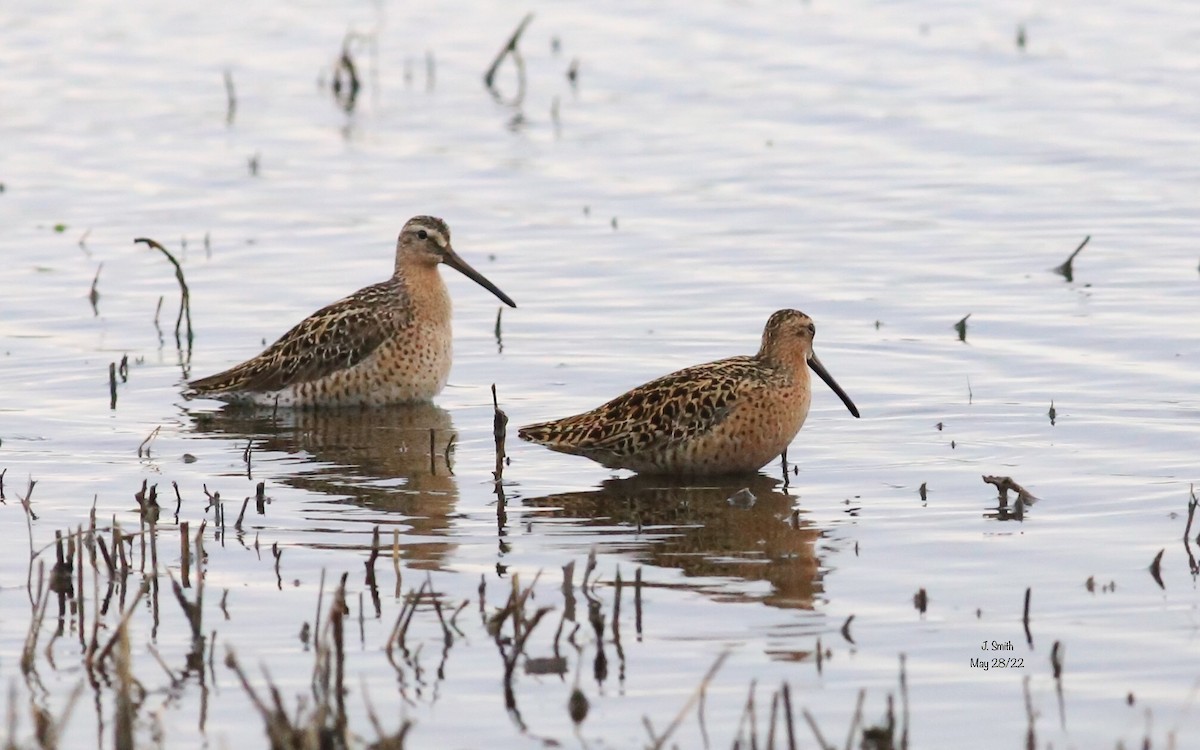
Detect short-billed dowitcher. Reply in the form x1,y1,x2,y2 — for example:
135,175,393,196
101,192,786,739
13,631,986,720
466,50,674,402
518,309,859,476
186,216,516,407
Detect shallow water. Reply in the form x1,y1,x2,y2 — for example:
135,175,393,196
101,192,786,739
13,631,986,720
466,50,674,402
2,0,1199,747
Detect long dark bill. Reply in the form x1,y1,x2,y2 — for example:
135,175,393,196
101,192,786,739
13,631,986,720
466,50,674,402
443,248,517,308
808,352,860,418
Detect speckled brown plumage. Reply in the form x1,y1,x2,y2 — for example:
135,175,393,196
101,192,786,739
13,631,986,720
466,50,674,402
518,309,860,476
186,216,516,408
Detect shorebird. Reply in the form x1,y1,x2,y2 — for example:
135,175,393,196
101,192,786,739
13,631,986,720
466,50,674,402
186,216,515,407
518,309,859,476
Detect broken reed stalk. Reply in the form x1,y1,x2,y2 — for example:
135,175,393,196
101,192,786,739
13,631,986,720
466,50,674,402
1185,484,1198,542
75,522,87,652
114,624,135,750
800,709,833,750
327,575,349,738
1050,640,1064,679
1051,640,1066,729
491,383,508,482
20,478,38,605
137,426,161,458
271,543,282,588
780,683,798,750
180,522,190,587
1054,235,1091,282
954,313,970,342
733,681,758,749
365,525,381,590
492,385,510,527
234,496,250,529
388,579,430,656
611,568,624,668
482,12,533,105
1184,485,1199,575
484,12,533,87
392,529,402,599
845,689,866,750
89,262,102,312
764,689,779,750
332,32,362,112
169,570,203,642
444,432,457,474
93,579,150,668
134,237,193,346
1022,587,1033,647
634,566,643,639
20,563,51,674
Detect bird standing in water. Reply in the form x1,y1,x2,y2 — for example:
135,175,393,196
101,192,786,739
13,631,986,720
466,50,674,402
186,216,515,408
518,309,859,476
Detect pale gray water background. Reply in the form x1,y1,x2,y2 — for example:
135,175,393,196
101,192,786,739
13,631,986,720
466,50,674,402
2,0,1199,747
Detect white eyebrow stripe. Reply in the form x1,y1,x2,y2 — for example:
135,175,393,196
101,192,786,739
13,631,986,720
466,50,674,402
411,225,449,247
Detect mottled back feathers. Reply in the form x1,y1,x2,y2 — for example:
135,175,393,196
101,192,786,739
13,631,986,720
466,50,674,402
518,356,780,462
186,278,414,397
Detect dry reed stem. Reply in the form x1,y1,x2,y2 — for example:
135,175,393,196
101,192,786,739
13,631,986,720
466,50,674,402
134,237,193,346
483,13,534,94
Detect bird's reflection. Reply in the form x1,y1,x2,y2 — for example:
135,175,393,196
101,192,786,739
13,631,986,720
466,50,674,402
188,403,458,570
521,474,823,610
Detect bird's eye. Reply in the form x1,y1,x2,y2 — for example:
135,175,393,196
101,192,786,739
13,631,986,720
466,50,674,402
417,229,429,240
807,323,816,335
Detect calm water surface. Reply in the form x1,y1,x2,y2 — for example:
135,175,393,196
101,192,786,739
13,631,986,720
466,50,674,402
1,0,1198,747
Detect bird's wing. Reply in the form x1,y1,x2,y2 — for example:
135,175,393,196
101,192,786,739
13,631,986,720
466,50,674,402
520,357,768,457
188,281,410,395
